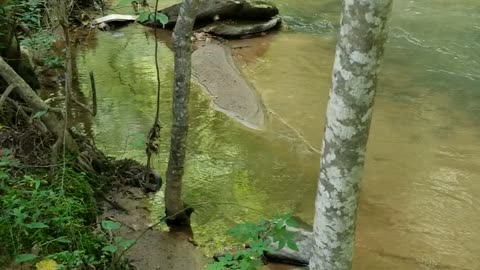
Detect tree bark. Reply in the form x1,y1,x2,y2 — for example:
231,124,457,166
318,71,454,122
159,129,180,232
0,56,78,153
164,0,200,227
310,1,392,270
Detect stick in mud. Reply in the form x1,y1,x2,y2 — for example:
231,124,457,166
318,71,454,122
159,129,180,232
89,71,97,116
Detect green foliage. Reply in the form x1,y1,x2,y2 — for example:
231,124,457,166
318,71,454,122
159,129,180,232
15,253,38,263
17,0,46,31
0,0,46,33
20,33,64,67
0,149,18,167
0,167,132,268
43,56,64,68
206,213,300,270
0,1,62,68
116,0,169,26
137,12,169,27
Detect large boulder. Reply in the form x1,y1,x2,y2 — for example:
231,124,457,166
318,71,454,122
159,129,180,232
161,0,278,24
200,15,281,38
159,0,280,37
236,0,279,20
161,0,242,26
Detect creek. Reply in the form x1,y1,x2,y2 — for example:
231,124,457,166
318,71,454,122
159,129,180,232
74,0,480,269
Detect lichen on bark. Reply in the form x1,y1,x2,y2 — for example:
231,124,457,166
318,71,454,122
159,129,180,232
164,0,200,227
310,1,393,269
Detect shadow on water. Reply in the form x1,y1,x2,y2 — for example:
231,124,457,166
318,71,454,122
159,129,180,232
72,0,480,269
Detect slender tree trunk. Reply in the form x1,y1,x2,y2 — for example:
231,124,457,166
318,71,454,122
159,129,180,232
310,1,393,269
164,0,200,227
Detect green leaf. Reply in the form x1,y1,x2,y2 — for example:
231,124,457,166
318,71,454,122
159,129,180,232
155,13,169,27
3,149,11,156
278,239,286,249
101,220,120,231
285,219,299,228
119,239,135,248
102,245,118,254
26,222,49,229
34,180,40,190
286,239,299,251
56,237,72,244
32,110,47,119
138,11,150,23
0,160,10,167
15,254,38,263
114,236,125,244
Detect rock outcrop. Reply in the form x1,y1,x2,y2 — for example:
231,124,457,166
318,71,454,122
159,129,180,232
160,0,280,38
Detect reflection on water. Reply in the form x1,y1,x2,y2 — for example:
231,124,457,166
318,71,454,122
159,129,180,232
75,0,480,269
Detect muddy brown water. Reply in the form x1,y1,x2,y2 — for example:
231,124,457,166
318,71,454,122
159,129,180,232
72,0,480,269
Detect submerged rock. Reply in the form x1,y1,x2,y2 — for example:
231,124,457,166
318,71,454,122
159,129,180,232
192,43,266,130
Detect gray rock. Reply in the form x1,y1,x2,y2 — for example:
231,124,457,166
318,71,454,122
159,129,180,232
199,15,281,37
265,227,312,266
236,0,279,20
159,0,279,27
161,0,241,26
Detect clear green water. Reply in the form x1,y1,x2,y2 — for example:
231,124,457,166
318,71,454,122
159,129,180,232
75,1,480,269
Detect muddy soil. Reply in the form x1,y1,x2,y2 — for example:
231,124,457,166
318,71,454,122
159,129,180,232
101,187,206,270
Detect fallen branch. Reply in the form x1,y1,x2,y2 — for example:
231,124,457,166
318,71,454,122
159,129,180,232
45,96,93,115
6,98,30,123
72,97,93,114
0,56,79,153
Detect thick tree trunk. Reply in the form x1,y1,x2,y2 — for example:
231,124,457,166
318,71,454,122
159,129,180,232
310,1,392,270
164,0,200,227
0,26,40,89
0,56,78,153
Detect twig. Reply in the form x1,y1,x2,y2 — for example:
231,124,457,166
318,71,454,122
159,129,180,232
116,201,270,262
0,84,16,109
89,71,97,116
98,191,128,213
72,97,93,114
6,98,30,122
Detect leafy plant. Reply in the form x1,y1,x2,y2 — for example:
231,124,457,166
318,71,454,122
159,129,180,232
206,213,300,270
20,32,62,65
100,220,135,255
137,12,169,26
0,149,16,167
0,167,125,269
116,0,169,26
43,56,64,68
0,0,46,35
